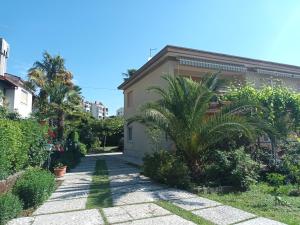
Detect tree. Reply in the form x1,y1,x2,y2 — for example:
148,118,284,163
92,117,124,149
122,69,137,80
130,75,260,179
226,85,300,167
28,52,81,140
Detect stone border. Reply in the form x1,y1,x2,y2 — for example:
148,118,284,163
0,171,24,194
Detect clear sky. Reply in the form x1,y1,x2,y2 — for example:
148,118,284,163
1,0,300,115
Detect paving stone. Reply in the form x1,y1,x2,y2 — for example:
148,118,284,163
126,203,171,219
48,188,90,201
109,177,152,187
193,205,255,225
236,217,286,225
32,209,103,225
7,217,34,225
111,183,164,194
112,191,158,205
153,188,196,201
104,203,171,223
33,197,87,215
117,214,196,225
171,196,221,211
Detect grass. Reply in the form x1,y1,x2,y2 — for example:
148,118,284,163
200,183,300,225
86,159,113,208
156,200,214,225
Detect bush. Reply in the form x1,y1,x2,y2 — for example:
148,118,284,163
0,192,23,225
19,120,49,167
0,119,49,179
205,147,259,190
143,151,191,189
79,142,87,156
0,119,26,179
13,168,55,209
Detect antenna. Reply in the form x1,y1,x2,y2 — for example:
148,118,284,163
148,48,157,61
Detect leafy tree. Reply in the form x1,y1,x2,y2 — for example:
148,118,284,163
92,117,124,149
226,85,300,166
130,75,260,179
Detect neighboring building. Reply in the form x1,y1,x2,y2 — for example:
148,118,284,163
83,101,92,113
0,38,33,118
116,107,124,117
118,45,300,164
83,100,108,119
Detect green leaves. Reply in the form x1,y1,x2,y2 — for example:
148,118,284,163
131,74,260,179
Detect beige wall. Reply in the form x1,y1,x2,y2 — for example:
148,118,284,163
123,60,177,162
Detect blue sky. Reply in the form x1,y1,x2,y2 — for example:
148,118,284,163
1,0,300,115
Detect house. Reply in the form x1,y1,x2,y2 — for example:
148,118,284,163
118,45,300,164
0,38,33,118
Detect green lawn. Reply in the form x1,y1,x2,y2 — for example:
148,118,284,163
86,159,113,208
156,200,214,225
200,183,300,225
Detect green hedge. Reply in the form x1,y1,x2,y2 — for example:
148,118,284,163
0,119,48,180
13,168,55,209
0,192,23,225
143,151,191,189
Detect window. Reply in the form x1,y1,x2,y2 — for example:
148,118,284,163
127,91,133,108
128,126,133,141
20,90,28,105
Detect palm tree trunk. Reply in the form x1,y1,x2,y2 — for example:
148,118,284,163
57,110,65,141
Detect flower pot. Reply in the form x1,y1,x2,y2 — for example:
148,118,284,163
62,166,67,174
54,167,66,178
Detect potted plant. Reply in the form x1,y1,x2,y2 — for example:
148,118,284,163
53,162,67,178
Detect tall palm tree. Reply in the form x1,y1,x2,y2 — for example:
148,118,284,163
28,52,79,140
44,78,82,140
130,74,261,179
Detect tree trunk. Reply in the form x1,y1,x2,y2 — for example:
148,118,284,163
57,110,65,141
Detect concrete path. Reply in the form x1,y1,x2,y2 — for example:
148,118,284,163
8,153,286,225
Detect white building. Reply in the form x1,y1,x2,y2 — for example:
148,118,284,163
0,38,33,118
116,107,124,117
83,100,108,119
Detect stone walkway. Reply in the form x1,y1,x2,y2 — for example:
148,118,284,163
8,153,286,225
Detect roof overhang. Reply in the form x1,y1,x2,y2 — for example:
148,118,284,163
118,45,300,90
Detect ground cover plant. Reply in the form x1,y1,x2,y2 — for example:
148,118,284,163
156,200,213,225
200,183,300,225
86,159,112,208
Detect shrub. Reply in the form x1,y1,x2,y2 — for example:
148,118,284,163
79,142,87,156
205,147,259,190
19,120,49,167
13,168,55,209
0,120,26,179
143,151,191,189
91,137,102,151
0,119,49,179
0,192,23,225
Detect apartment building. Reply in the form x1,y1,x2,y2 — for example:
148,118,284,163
83,100,108,119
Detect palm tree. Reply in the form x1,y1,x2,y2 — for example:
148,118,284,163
122,69,137,80
44,78,82,140
28,52,80,140
130,74,260,179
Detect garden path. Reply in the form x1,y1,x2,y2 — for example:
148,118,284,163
8,153,286,225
